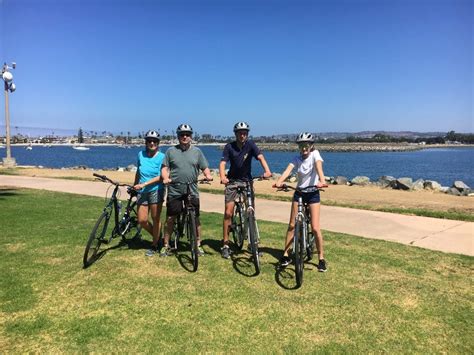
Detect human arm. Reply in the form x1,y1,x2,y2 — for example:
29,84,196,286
133,175,161,191
315,159,327,188
274,163,294,187
219,160,229,184
161,165,171,184
257,154,272,178
202,167,213,181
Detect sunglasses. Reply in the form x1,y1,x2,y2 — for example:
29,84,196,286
146,139,159,144
298,143,311,149
179,133,191,138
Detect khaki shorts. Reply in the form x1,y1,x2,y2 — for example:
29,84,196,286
225,181,251,204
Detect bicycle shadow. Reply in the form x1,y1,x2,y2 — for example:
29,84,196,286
82,233,148,269
0,187,20,200
231,253,259,277
274,260,319,290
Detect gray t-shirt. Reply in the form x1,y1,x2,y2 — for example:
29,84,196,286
163,145,209,199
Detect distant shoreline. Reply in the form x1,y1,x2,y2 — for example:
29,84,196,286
2,142,472,152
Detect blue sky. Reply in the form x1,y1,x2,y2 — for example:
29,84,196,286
1,0,472,136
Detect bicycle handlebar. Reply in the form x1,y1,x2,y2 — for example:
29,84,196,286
93,173,134,189
272,183,327,193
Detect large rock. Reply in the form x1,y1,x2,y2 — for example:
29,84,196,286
424,180,442,191
351,176,370,185
378,176,396,188
453,181,470,192
126,164,137,172
288,176,297,183
412,179,425,191
446,187,461,196
395,177,413,190
334,176,348,185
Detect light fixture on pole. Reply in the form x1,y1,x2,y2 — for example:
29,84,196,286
2,62,16,167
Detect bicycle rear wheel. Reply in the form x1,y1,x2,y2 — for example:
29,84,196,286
294,218,305,288
83,211,110,268
231,203,245,251
306,224,315,261
247,213,260,275
171,213,184,250
188,212,199,272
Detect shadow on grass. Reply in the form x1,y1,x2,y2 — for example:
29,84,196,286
273,259,320,290
83,233,149,269
0,187,20,199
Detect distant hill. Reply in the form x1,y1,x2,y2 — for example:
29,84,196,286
269,131,447,140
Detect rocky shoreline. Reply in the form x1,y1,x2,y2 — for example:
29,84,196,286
253,143,470,152
49,164,473,197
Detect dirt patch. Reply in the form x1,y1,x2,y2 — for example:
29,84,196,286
3,167,473,214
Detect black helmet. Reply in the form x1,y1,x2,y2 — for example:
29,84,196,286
233,121,250,132
145,130,160,140
176,123,193,135
296,132,314,143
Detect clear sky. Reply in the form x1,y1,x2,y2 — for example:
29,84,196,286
1,0,472,136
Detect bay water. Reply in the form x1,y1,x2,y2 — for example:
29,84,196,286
2,145,473,187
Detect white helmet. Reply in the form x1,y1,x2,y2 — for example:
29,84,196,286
176,124,193,135
145,130,160,140
233,121,250,132
296,132,314,143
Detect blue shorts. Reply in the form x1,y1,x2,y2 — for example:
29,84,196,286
293,190,320,205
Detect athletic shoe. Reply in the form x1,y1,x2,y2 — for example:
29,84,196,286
318,259,327,272
279,256,291,267
221,245,231,259
197,246,205,256
159,245,170,257
145,248,156,257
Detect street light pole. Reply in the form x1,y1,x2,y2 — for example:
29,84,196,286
2,62,16,168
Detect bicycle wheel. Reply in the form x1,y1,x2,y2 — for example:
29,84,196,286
118,205,141,240
294,218,305,288
231,203,245,251
247,213,260,275
171,213,184,250
83,211,110,268
188,212,199,272
306,224,315,261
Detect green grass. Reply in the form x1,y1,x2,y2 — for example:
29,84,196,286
0,188,473,352
200,187,474,222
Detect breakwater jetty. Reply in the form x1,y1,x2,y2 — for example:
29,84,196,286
247,143,465,152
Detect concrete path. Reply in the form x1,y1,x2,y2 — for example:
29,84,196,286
1,175,472,256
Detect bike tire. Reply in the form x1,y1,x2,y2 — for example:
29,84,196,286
83,211,110,268
306,225,315,261
188,212,199,272
294,219,305,288
171,213,183,250
247,213,260,275
231,203,245,250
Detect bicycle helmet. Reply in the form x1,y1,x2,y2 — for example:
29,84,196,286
176,123,193,135
296,132,314,143
144,130,160,140
233,121,250,132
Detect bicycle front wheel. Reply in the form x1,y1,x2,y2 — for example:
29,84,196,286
247,213,260,275
83,211,110,268
187,212,199,272
294,219,305,288
231,203,245,251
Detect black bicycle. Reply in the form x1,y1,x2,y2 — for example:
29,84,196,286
83,173,141,268
169,179,211,272
228,176,267,275
274,184,324,287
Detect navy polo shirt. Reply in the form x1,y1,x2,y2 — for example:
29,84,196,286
221,140,262,181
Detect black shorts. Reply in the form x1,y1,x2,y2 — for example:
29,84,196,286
166,195,200,217
293,190,320,204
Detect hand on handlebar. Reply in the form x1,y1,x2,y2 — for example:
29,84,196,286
163,178,172,185
263,171,273,179
220,177,229,185
317,183,329,188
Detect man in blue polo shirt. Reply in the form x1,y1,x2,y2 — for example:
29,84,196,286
219,121,272,259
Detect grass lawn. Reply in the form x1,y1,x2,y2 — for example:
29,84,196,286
0,188,472,352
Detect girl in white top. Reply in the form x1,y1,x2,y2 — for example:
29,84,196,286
274,132,328,272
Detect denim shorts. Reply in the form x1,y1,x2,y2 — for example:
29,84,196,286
293,190,320,204
137,189,165,206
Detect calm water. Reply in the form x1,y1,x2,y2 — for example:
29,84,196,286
2,145,473,187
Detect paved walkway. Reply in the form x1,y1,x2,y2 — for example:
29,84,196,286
1,175,472,256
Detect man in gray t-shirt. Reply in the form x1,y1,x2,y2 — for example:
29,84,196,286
160,123,213,257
